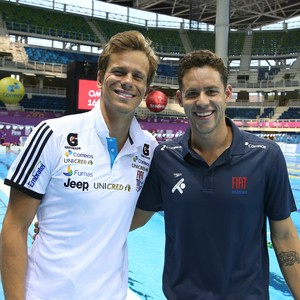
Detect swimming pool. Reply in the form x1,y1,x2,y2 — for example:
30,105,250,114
0,150,299,299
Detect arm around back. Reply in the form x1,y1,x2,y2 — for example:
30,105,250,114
130,208,155,231
0,188,40,300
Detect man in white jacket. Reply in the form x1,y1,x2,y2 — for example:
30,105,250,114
1,30,159,300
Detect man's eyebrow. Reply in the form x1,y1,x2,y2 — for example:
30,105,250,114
185,86,219,92
133,70,147,77
110,66,146,77
110,66,124,71
203,85,219,90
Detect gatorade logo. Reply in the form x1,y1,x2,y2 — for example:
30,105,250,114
67,133,78,146
143,144,149,156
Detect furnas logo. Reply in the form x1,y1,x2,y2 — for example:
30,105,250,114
63,165,73,176
27,161,46,187
232,177,248,194
64,178,89,191
63,165,93,177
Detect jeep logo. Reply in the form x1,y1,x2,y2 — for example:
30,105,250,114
64,178,89,191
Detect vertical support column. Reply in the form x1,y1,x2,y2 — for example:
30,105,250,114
37,75,44,89
215,0,230,67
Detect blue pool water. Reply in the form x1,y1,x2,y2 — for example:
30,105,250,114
0,150,299,299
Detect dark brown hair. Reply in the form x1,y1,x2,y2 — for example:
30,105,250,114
177,50,228,90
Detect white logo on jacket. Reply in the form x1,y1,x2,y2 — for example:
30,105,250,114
171,178,186,194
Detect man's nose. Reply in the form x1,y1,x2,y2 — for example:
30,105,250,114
196,92,209,105
121,74,133,89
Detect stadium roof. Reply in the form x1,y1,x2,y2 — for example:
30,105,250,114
102,0,300,30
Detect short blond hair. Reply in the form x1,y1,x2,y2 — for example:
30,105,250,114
98,30,159,87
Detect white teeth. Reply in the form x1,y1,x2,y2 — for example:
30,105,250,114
117,91,133,98
195,111,212,117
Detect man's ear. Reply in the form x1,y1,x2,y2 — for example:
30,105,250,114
225,84,233,103
176,90,183,107
97,70,102,89
145,86,153,98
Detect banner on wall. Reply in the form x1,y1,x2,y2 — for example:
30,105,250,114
77,79,100,111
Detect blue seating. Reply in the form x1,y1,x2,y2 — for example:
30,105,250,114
20,95,66,111
278,107,300,119
260,107,274,118
25,47,98,64
226,107,260,119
